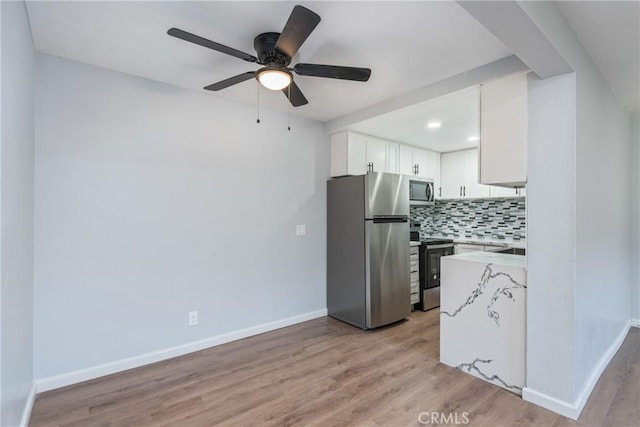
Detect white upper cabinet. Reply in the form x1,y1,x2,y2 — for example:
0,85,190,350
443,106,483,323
344,132,367,175
396,145,440,181
479,73,528,187
463,148,491,198
429,152,441,199
440,151,465,198
366,136,389,173
398,145,414,175
330,131,399,177
412,148,430,178
441,149,491,199
490,185,519,197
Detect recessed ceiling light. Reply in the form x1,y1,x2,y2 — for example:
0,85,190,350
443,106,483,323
467,136,479,142
427,122,441,129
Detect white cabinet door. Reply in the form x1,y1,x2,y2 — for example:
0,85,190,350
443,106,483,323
441,151,465,199
398,145,414,175
347,132,368,175
387,142,399,173
490,186,519,197
429,151,442,198
463,149,491,198
480,73,527,186
413,148,430,178
367,136,388,173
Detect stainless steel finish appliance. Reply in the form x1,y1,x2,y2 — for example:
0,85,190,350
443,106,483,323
409,177,435,205
417,238,454,311
327,172,410,329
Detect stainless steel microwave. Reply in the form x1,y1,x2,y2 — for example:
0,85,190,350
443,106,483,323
409,177,435,205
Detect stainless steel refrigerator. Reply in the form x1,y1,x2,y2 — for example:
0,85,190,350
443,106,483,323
327,172,410,329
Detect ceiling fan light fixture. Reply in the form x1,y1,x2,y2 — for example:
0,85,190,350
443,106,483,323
257,68,292,90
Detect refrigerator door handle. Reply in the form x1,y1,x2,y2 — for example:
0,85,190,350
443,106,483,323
372,215,408,223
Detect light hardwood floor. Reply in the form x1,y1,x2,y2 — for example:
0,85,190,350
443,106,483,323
30,310,639,426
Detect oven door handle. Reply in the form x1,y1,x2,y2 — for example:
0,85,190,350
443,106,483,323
426,244,454,250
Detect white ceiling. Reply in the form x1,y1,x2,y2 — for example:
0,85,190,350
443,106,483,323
25,1,512,122
557,1,640,112
350,85,480,153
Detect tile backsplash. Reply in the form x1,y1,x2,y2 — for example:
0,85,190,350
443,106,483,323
411,197,526,241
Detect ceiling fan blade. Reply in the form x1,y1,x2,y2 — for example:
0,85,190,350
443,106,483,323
274,5,321,58
282,81,308,107
294,63,371,81
168,28,258,63
204,72,256,91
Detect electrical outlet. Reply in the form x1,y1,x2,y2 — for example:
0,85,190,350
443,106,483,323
188,311,198,326
296,224,306,236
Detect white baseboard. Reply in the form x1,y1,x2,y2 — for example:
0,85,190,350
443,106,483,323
523,319,631,420
631,318,640,328
522,387,578,420
572,319,631,417
19,383,36,427
36,308,327,393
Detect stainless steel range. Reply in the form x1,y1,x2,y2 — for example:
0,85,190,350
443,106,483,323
410,221,453,311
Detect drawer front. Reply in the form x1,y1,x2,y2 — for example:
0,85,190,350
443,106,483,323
410,247,419,256
410,260,419,272
410,272,419,283
410,254,419,263
410,292,419,304
410,282,419,293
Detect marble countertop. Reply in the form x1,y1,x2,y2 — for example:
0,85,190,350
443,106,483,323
447,250,526,268
410,241,421,247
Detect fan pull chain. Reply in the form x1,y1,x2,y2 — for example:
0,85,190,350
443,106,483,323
287,85,291,131
256,82,261,124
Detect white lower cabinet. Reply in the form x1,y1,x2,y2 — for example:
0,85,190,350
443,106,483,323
410,246,420,305
454,243,505,254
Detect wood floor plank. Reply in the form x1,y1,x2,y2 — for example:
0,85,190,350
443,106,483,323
30,312,639,427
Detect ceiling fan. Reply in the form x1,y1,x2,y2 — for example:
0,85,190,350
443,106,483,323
167,5,371,107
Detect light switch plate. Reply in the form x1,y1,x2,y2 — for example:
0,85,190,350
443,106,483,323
296,224,306,236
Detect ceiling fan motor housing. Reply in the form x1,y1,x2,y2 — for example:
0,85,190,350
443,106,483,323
254,32,291,67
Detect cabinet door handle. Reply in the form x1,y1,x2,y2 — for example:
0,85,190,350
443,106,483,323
416,164,420,175
463,186,466,197
439,187,441,198
459,186,462,197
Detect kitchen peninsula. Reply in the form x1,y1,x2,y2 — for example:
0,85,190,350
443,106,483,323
439,250,526,394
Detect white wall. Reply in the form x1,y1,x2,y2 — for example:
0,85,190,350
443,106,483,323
526,72,577,404
572,53,631,403
34,54,329,380
1,1,35,425
519,0,634,415
632,113,640,323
